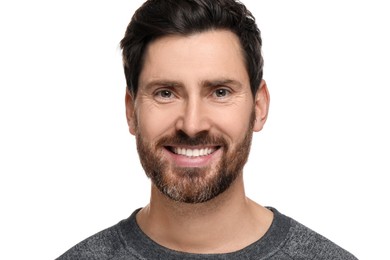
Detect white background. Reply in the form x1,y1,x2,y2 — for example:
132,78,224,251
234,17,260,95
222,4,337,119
0,1,388,259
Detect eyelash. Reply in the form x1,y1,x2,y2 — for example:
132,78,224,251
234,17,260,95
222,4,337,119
155,89,173,98
213,88,231,98
153,89,176,102
153,87,232,102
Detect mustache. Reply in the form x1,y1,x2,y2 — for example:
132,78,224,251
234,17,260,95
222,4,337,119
156,130,228,147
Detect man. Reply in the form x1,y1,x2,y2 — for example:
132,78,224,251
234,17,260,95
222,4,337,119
58,0,357,259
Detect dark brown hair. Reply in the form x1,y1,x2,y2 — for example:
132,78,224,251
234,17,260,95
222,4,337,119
120,0,263,98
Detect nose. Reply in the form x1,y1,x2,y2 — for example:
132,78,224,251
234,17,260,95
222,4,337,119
175,97,211,137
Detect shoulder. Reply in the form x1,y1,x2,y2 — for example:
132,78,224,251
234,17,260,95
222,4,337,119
278,215,358,260
56,222,124,260
56,209,144,260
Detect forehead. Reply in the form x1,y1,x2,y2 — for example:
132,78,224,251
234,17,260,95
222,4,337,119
138,30,249,89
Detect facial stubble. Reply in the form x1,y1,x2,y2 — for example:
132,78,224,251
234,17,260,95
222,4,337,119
134,112,255,204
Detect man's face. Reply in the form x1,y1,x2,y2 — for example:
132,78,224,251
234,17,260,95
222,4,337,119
126,30,268,203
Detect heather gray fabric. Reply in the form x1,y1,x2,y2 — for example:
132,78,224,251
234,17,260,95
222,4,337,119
57,208,357,259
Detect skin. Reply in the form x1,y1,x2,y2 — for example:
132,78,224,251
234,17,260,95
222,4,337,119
125,30,272,254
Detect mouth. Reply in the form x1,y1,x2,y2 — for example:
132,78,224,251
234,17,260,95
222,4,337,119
166,146,220,158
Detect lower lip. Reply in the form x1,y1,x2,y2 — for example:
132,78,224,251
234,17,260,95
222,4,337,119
164,148,222,168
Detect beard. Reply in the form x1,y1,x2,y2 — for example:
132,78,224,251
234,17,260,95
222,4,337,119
134,113,255,204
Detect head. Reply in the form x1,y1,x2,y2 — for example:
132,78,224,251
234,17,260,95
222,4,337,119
121,0,269,204
120,0,264,99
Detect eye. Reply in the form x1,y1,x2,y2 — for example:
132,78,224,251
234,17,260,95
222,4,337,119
155,89,173,99
213,88,230,98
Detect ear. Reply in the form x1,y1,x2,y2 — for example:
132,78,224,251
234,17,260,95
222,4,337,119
125,90,136,135
253,80,270,132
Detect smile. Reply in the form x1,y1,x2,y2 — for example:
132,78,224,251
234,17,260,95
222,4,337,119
169,147,218,158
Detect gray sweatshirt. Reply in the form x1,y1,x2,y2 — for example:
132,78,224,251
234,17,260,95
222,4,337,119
57,207,357,259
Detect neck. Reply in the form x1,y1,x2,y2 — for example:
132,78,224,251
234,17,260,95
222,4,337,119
136,175,273,254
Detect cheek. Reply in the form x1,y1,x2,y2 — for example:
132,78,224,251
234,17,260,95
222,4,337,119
136,106,178,141
214,105,254,140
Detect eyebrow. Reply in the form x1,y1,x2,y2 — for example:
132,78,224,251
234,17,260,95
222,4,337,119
143,78,243,91
201,79,243,88
141,80,183,93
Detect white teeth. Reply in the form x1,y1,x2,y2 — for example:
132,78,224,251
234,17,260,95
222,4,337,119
193,149,199,157
173,147,216,157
